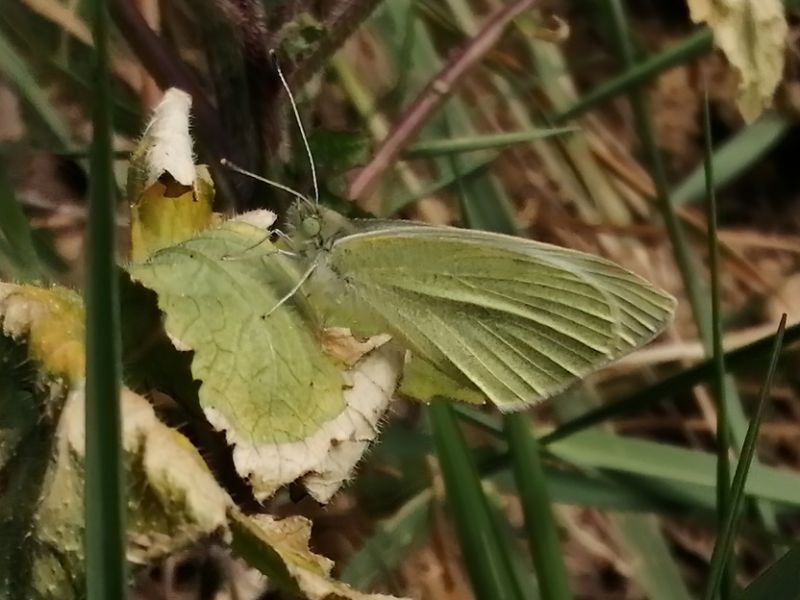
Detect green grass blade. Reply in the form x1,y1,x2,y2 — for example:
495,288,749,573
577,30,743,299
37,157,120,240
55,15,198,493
485,489,541,600
385,155,494,215
703,91,733,598
428,402,527,600
574,8,784,536
703,92,730,510
0,232,19,277
703,315,787,600
340,491,433,591
546,429,800,508
456,405,800,510
341,446,715,594
504,415,572,600
595,22,778,543
455,406,704,512
610,514,693,600
541,320,800,444
0,3,143,138
527,467,702,514
739,545,800,600
0,155,47,281
603,1,781,537
84,0,126,597
671,111,790,207
403,127,576,157
0,28,73,150
554,28,712,124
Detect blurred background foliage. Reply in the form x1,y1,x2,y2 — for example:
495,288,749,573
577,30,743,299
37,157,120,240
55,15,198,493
4,0,800,598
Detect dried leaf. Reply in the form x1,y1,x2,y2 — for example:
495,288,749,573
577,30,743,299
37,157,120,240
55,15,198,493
231,510,409,600
320,326,392,366
688,0,788,122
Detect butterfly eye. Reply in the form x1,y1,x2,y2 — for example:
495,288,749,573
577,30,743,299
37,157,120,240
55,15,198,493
302,216,322,238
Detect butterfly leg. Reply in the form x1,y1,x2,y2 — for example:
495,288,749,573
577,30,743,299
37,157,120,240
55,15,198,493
263,260,319,317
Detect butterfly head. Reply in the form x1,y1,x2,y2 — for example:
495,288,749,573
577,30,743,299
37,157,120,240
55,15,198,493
301,212,322,238
287,200,350,251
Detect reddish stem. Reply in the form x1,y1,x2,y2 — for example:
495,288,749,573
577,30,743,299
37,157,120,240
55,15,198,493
347,0,537,201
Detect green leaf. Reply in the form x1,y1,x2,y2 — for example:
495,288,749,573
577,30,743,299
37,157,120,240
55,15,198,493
127,215,404,502
671,111,790,207
548,430,800,508
403,128,576,158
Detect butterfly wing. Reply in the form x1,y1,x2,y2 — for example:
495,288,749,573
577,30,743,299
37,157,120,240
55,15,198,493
314,225,676,410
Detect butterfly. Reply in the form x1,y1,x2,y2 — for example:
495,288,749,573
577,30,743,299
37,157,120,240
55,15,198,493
127,84,676,500
272,198,676,411
240,54,675,411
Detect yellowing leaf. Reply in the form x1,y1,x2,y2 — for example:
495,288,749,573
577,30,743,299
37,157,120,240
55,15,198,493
0,283,407,600
0,283,85,382
688,0,788,122
0,285,232,597
127,89,216,261
129,165,216,261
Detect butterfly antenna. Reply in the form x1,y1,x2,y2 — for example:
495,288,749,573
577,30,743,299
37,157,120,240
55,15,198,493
220,158,309,204
270,49,319,206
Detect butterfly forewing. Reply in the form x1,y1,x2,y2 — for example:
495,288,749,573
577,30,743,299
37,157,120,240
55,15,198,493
321,225,676,409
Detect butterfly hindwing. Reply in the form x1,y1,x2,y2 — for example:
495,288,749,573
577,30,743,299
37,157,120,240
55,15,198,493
315,225,676,409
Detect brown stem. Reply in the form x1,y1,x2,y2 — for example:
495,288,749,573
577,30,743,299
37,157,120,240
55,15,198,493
347,0,537,201
260,0,385,159
288,0,384,87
